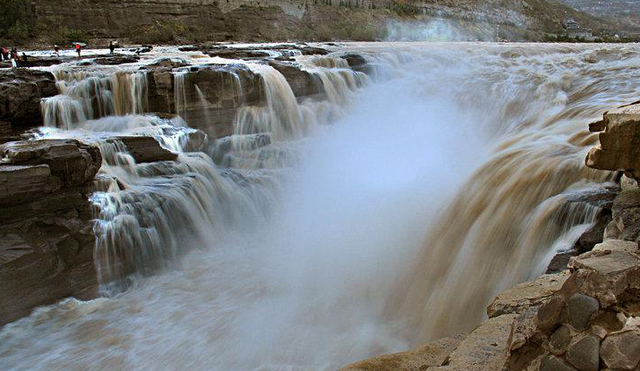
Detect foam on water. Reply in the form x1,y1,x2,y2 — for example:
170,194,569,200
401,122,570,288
2,42,639,371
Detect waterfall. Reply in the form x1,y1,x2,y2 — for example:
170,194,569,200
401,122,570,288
41,70,149,129
4,43,640,371
234,64,304,141
174,70,188,119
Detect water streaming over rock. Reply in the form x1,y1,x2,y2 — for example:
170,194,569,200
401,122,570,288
42,69,149,129
2,43,640,371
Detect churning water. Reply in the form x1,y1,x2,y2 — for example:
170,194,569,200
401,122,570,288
1,42,639,371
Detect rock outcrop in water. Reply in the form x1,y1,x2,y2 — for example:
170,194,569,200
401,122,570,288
0,139,102,325
0,70,57,130
0,45,369,325
147,63,264,138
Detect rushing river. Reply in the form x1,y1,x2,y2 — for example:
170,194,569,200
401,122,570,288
1,42,639,371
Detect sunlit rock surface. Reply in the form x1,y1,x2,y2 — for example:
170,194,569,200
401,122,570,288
586,103,640,180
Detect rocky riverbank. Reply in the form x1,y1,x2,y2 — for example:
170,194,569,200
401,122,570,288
335,104,640,371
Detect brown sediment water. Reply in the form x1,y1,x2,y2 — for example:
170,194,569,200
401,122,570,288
1,42,638,371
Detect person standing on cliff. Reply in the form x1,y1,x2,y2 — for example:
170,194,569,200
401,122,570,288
54,45,60,56
109,41,116,54
75,43,82,58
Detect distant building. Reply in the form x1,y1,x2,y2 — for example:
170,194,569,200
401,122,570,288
564,19,595,40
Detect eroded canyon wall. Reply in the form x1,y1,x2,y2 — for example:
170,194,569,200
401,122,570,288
26,0,611,42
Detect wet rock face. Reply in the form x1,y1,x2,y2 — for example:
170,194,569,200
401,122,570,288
0,139,102,326
0,70,57,129
147,63,264,138
268,60,322,97
107,136,178,163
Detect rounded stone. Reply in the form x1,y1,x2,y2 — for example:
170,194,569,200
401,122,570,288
549,325,573,355
540,355,578,371
566,335,600,371
601,331,640,370
568,294,599,330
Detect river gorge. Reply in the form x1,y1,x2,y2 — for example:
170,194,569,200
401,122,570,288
1,42,640,371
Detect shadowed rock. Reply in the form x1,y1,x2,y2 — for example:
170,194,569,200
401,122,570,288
0,70,57,128
0,139,102,326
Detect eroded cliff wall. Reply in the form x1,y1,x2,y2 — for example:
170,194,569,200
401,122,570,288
26,0,611,42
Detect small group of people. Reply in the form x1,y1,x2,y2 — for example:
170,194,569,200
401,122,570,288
2,40,119,68
52,43,83,57
54,41,116,58
0,46,29,68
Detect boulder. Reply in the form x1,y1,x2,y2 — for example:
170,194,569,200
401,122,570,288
0,69,57,128
487,272,568,318
566,294,599,331
268,61,322,98
569,249,640,307
93,55,140,65
341,53,369,73
107,136,178,163
0,139,102,186
537,295,567,331
592,240,639,254
565,335,600,371
336,335,465,371
600,318,640,370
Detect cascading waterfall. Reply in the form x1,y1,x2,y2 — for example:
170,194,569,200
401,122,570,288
234,64,304,141
220,58,364,170
174,70,188,119
42,69,149,129
3,43,640,371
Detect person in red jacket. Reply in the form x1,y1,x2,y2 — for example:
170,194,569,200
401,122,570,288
0,46,8,61
75,43,82,57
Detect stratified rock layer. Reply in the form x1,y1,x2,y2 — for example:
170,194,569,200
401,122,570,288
0,139,101,326
586,103,640,180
